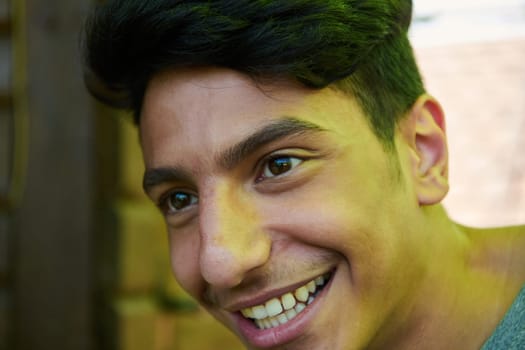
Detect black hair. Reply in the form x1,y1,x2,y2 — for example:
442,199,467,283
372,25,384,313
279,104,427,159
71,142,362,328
82,0,424,148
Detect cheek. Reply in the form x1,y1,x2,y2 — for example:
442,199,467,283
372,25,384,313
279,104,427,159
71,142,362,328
168,231,203,297
259,164,411,276
260,162,396,243
266,197,382,257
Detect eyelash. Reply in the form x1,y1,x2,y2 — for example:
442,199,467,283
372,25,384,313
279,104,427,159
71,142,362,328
158,190,198,215
255,154,305,183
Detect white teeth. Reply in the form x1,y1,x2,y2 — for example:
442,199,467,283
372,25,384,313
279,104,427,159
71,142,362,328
241,308,254,318
252,305,268,319
277,313,288,325
265,298,283,317
262,319,271,329
294,286,309,302
307,281,316,293
295,302,306,313
281,293,296,310
285,308,297,320
239,273,331,330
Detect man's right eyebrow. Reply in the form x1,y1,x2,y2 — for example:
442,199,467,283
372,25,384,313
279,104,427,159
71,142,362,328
143,167,192,196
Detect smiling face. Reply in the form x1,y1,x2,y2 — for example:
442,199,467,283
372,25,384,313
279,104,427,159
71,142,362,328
140,67,431,349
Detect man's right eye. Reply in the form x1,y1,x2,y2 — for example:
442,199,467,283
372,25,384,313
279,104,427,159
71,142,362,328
162,191,199,214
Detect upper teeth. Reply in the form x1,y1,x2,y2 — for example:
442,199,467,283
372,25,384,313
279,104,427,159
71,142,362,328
240,274,328,330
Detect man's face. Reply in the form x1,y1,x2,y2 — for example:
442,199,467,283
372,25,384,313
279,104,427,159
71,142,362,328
141,68,427,349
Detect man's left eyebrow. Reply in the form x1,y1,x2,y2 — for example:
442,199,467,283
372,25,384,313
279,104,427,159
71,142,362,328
218,117,326,170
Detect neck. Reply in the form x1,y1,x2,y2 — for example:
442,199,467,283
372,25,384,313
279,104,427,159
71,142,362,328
373,205,524,349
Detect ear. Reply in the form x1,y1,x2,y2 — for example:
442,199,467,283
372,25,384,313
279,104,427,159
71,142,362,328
400,94,449,206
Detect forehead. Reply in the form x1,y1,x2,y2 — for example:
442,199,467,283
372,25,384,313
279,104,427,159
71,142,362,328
139,67,369,169
140,67,313,130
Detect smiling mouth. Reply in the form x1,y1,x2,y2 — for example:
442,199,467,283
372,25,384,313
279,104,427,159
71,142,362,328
239,272,332,330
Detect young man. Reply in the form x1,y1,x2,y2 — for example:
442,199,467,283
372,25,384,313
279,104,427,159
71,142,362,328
82,1,525,349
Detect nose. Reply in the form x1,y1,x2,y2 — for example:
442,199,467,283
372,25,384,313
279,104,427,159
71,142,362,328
198,181,271,288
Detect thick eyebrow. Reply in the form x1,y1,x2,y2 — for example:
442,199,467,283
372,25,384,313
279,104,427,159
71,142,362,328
218,117,325,170
143,166,193,196
142,117,325,195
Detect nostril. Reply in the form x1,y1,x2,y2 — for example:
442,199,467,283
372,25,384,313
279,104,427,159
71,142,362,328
199,231,272,288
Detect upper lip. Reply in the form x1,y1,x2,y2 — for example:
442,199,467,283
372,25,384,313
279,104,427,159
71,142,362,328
220,269,334,312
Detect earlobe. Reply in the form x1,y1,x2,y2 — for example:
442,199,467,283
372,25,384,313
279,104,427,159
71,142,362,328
404,95,449,206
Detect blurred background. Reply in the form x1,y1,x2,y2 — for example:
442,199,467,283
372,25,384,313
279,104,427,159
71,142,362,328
0,0,523,349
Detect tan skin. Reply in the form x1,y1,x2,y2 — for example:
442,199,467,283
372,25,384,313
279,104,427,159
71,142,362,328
140,67,525,350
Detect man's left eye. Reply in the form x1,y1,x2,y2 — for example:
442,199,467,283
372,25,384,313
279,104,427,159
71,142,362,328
261,156,302,179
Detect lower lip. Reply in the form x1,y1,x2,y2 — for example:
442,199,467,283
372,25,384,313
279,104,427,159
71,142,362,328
234,273,335,348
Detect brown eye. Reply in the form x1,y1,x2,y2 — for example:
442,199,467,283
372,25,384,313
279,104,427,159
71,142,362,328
166,192,198,213
262,156,302,178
